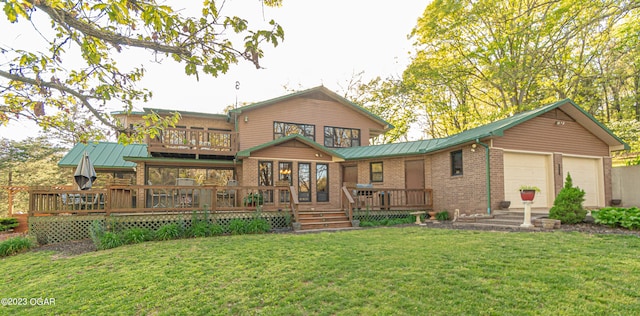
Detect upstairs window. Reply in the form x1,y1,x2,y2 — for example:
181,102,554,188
274,121,315,141
324,126,360,148
451,150,463,176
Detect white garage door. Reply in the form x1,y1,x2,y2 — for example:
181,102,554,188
562,157,603,207
504,152,552,208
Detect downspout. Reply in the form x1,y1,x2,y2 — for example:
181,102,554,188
475,139,491,215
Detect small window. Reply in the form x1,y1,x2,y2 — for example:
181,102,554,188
451,150,463,176
370,162,383,182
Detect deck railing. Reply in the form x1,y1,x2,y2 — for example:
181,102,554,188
147,127,239,155
29,185,297,216
342,186,433,213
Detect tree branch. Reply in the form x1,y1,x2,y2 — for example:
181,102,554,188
30,1,192,57
0,69,123,132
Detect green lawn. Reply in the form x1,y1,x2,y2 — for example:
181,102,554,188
2,227,640,315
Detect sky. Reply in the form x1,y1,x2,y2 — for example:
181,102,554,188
0,0,430,141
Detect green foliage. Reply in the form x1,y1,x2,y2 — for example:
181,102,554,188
402,0,640,140
592,207,640,230
519,185,541,192
89,220,106,249
243,193,264,206
122,228,154,244
435,211,450,221
0,236,35,257
155,224,182,241
188,221,212,238
98,232,124,250
360,215,415,227
246,218,271,234
210,223,225,236
0,217,19,231
228,219,248,235
0,0,284,142
549,173,587,224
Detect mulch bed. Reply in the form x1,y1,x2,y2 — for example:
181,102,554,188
22,222,640,258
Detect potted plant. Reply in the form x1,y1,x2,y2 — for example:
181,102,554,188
519,185,541,201
243,193,264,207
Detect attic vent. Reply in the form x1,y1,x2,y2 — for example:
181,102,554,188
304,91,333,102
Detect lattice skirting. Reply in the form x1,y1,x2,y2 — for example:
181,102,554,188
29,211,292,244
353,210,416,222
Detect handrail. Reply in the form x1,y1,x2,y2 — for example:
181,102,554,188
342,186,355,221
288,185,299,223
147,127,239,154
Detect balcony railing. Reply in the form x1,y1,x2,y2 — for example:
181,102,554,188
29,185,298,216
147,127,238,156
342,186,434,218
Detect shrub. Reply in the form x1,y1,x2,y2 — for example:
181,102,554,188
229,219,248,235
549,173,587,224
122,228,154,244
188,221,212,238
0,236,35,257
247,218,271,234
99,232,123,250
210,223,225,236
592,207,640,230
0,217,19,232
155,224,181,241
89,220,106,249
436,211,450,221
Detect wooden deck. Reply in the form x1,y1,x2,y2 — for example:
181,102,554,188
28,185,433,231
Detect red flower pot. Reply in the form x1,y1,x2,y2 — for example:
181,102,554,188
520,190,536,201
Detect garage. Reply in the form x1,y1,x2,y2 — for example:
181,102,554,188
562,156,604,207
503,152,553,208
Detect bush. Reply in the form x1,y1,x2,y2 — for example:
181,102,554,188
210,223,225,236
229,219,248,235
436,211,450,221
0,236,35,257
0,217,19,232
188,221,212,238
89,220,106,249
549,173,587,224
99,232,123,250
247,218,271,234
592,207,640,230
358,215,414,227
122,228,154,244
155,224,181,240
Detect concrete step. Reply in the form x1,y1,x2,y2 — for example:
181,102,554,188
453,222,541,230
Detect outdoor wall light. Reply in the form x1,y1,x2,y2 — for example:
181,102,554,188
471,144,477,152
244,116,249,122
555,120,565,126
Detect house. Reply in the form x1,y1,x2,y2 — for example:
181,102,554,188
57,86,627,218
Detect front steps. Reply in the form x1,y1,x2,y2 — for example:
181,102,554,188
297,210,352,231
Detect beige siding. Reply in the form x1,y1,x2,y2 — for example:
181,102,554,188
237,97,387,150
492,116,609,156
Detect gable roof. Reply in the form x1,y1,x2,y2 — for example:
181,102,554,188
237,134,344,161
58,142,148,170
336,98,628,160
229,86,394,131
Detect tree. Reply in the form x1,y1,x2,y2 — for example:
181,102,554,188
549,173,587,224
0,0,284,144
404,0,640,138
0,136,71,215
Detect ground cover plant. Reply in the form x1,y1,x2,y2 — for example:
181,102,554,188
592,207,640,230
0,236,35,257
2,227,640,315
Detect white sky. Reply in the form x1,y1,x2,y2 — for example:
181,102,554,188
0,0,429,141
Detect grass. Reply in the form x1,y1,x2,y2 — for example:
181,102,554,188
2,227,640,315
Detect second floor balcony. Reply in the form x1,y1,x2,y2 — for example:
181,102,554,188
147,127,239,157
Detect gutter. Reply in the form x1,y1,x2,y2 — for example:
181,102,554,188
475,139,491,215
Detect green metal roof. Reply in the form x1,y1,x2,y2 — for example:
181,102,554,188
58,142,149,169
230,86,394,130
124,157,240,166
336,98,629,159
237,134,344,159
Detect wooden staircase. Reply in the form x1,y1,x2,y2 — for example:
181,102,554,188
297,210,352,231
